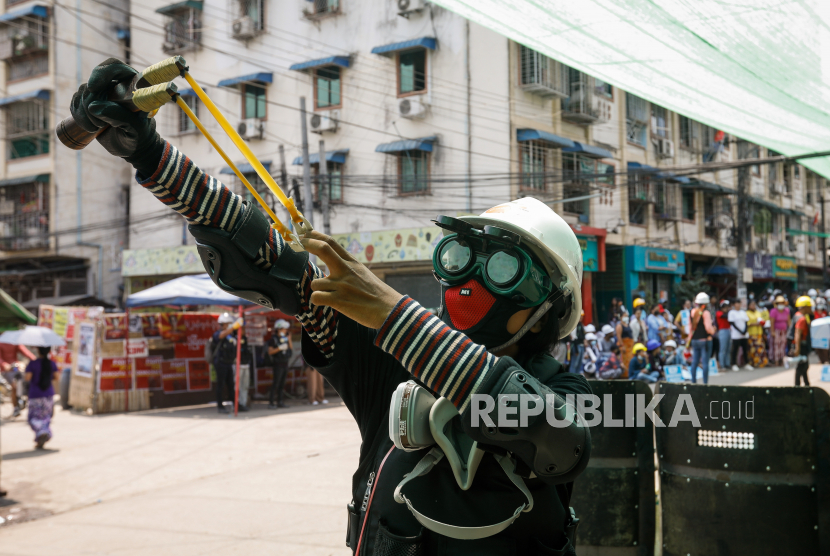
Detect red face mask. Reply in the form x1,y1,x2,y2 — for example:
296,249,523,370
440,278,522,349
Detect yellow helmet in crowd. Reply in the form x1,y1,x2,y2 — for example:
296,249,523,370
796,295,814,308
632,342,647,354
633,298,646,308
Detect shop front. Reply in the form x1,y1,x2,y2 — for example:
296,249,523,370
571,225,607,324
746,252,773,298
623,246,686,308
772,256,798,294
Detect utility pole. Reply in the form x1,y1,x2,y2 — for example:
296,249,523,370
823,194,828,288
736,139,749,302
299,97,314,228
278,144,288,227
319,140,331,235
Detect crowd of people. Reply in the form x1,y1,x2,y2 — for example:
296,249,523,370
567,287,828,386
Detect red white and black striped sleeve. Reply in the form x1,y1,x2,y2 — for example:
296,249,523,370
374,296,498,413
136,141,338,360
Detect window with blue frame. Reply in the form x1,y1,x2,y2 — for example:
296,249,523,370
7,101,49,159
626,93,648,147
315,66,341,109
242,83,266,119
398,150,429,194
398,49,426,96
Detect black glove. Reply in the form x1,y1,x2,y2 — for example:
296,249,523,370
69,58,165,178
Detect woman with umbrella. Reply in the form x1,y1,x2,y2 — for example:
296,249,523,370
0,326,65,448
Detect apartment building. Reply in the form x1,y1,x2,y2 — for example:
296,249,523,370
0,0,132,310
124,0,826,316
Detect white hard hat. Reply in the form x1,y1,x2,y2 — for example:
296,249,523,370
217,312,234,324
817,297,827,307
694,292,710,305
808,288,818,297
601,324,615,335
664,339,677,349
825,289,830,299
275,319,291,329
460,197,583,339
584,332,597,341
584,324,596,333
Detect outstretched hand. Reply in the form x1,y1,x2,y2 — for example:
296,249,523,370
302,231,404,329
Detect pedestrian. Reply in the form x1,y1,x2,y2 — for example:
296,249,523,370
792,296,814,386
630,304,646,343
768,295,790,365
267,320,292,409
582,332,599,376
616,308,634,377
306,365,328,405
728,299,753,371
646,305,663,344
745,300,769,368
662,339,680,365
599,324,616,351
688,293,716,383
629,343,659,383
674,299,692,344
597,344,623,380
24,346,58,448
715,299,731,369
646,339,664,379
569,311,585,374
0,341,35,417
211,313,248,413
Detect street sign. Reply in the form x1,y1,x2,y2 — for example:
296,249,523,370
737,287,747,300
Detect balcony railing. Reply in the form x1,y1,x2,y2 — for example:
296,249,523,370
8,54,48,81
0,210,48,251
162,11,201,53
562,75,600,124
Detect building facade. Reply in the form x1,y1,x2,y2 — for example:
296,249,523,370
0,0,132,309
124,0,826,316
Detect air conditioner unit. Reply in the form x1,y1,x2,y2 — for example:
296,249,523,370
398,0,426,14
656,138,675,158
593,97,613,123
232,16,257,40
237,118,264,140
398,97,427,119
310,110,339,133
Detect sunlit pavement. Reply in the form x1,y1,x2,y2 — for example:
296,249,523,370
0,365,827,555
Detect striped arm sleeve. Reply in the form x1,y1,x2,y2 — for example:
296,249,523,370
136,141,339,359
374,297,498,413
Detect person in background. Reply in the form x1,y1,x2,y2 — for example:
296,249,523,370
211,313,249,413
728,299,753,372
599,324,616,351
597,344,623,380
662,339,680,365
768,295,790,365
687,293,716,383
267,319,293,409
629,343,660,383
792,296,814,386
745,300,769,369
569,311,586,374
630,303,646,343
646,339,664,378
674,299,692,344
24,346,58,449
306,364,328,406
609,297,622,323
616,307,634,377
814,297,828,319
582,331,600,376
0,341,35,417
646,305,664,344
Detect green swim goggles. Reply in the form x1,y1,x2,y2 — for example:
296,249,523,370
432,216,553,308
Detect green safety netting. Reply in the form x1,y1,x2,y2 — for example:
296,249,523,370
433,0,830,179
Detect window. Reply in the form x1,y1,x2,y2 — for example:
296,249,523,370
314,66,341,109
242,83,266,119
178,95,198,133
594,78,613,99
806,171,815,205
783,161,793,194
160,5,201,53
520,141,549,191
7,101,48,159
561,67,598,123
626,94,648,146
398,151,429,194
1,15,49,81
234,0,264,30
679,116,700,150
398,49,426,96
628,173,652,225
700,125,717,151
0,178,48,251
651,105,669,139
518,45,569,98
681,189,695,220
808,219,817,254
703,193,716,238
313,161,343,203
561,154,594,219
305,0,339,17
654,181,679,220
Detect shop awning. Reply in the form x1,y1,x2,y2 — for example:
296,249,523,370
0,4,48,22
681,179,734,194
516,128,574,149
780,208,807,218
705,265,735,275
371,37,437,56
787,228,830,238
749,197,785,214
217,72,273,88
376,136,437,153
155,0,202,14
292,149,349,165
22,295,114,310
0,89,50,107
126,274,255,308
177,88,195,97
219,161,272,175
0,173,49,188
289,56,351,72
561,141,613,159
0,287,36,329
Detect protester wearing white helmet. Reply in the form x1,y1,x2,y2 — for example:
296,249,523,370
211,313,249,413
689,292,716,384
267,319,293,409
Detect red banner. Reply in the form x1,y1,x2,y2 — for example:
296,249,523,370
134,356,162,390
159,314,187,342
187,360,211,391
100,358,131,391
103,315,128,342
161,359,188,393
141,314,161,338
173,314,218,358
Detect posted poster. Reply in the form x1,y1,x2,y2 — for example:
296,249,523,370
103,315,128,342
246,315,268,346
134,356,163,390
38,306,54,329
174,314,217,359
187,360,211,391
53,308,69,338
125,338,149,358
159,314,187,342
161,359,188,393
141,314,161,338
76,321,96,377
99,358,131,391
53,345,72,373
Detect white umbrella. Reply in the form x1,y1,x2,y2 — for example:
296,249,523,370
0,325,66,347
